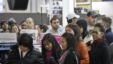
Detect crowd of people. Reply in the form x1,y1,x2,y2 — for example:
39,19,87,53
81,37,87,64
0,11,113,64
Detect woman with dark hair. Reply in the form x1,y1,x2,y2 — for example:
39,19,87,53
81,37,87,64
8,33,44,64
20,20,27,29
59,32,79,64
10,24,20,36
39,24,48,33
90,23,110,64
65,24,89,64
42,33,61,64
76,19,88,39
0,20,9,32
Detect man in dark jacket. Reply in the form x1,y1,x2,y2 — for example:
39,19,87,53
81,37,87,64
102,16,113,45
90,39,110,64
90,23,110,64
7,33,44,64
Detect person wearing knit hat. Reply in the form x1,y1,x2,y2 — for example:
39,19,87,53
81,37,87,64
8,18,16,27
8,18,17,32
66,13,80,24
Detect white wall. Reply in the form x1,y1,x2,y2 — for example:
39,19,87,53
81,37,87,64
0,0,3,13
92,2,113,16
92,2,113,31
37,0,48,13
62,0,75,27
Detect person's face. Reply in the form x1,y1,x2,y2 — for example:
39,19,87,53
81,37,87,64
21,22,27,29
43,40,53,51
12,25,19,33
26,20,34,29
65,27,74,35
2,23,9,30
20,45,29,52
60,37,67,51
87,16,95,26
72,17,77,24
51,19,59,30
92,32,99,40
101,21,108,30
91,27,102,40
79,27,83,34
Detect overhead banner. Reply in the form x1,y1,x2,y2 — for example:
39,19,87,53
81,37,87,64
0,33,17,43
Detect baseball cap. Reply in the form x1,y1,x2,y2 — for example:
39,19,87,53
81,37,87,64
66,13,80,21
87,11,98,18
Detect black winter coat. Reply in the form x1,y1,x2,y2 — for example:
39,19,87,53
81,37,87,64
90,39,110,64
60,49,79,64
7,45,44,64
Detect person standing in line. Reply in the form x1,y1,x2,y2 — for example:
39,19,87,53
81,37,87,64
42,33,61,64
65,24,89,64
46,16,65,35
101,16,113,45
8,33,44,64
59,32,79,64
66,13,80,24
90,23,110,64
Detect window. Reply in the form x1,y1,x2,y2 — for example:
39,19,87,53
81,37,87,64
0,0,3,12
7,0,29,10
